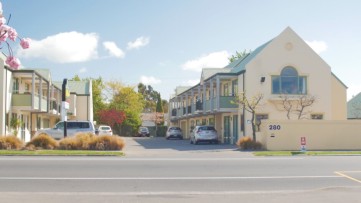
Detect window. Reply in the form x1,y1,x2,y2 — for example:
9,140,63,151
311,114,323,120
272,66,307,95
223,84,229,96
209,118,215,126
232,80,238,96
13,78,19,94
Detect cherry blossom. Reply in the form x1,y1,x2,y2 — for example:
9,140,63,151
0,1,30,69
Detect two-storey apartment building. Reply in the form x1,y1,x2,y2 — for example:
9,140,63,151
169,27,347,144
0,58,93,142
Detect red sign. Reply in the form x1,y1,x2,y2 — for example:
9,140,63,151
301,137,306,145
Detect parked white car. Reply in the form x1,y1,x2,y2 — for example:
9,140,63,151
166,127,183,140
96,125,113,136
35,120,95,140
190,125,219,145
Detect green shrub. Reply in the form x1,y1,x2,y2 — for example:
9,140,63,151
236,136,263,151
26,133,58,149
0,135,23,150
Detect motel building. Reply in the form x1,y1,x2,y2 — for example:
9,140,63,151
0,57,93,142
169,27,361,150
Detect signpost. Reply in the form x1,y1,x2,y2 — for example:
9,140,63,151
300,137,306,152
61,79,70,138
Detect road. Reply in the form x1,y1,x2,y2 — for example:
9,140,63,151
0,137,361,203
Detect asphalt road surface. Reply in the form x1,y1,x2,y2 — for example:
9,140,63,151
0,137,361,203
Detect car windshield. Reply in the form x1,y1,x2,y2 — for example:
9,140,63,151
169,127,181,131
100,126,111,130
199,126,215,131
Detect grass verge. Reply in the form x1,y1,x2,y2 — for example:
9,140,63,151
253,151,361,156
0,150,124,156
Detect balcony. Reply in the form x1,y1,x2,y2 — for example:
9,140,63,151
12,93,49,112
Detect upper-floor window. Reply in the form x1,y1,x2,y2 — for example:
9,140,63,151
13,78,19,93
223,83,229,96
272,66,307,95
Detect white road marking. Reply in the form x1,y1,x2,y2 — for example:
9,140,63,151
0,157,303,161
0,175,341,180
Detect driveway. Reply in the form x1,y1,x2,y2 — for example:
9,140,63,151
122,137,253,158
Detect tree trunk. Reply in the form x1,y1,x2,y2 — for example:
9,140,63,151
251,112,256,141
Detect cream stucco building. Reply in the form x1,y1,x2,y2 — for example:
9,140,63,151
169,27,348,145
0,58,93,142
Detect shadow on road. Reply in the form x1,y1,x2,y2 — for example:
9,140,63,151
131,137,239,152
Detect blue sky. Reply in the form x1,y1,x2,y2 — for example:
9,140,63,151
2,0,361,100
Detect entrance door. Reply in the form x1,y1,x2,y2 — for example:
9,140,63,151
232,115,238,144
223,116,231,144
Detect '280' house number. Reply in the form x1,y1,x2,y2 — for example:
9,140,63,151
269,125,281,130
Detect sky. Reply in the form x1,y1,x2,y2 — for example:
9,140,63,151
2,0,361,101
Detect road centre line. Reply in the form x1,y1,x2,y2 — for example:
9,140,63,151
0,175,341,180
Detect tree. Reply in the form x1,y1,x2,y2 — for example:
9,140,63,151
137,83,160,112
228,50,251,64
351,100,361,119
155,94,164,127
234,92,264,141
277,95,316,119
109,85,144,136
0,2,31,70
162,99,169,114
98,109,126,130
10,116,22,136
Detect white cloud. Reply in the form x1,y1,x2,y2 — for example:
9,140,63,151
181,51,230,72
140,75,161,85
306,40,328,54
79,67,87,73
17,31,98,63
127,36,150,50
103,41,125,58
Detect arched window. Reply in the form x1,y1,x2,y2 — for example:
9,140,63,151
272,66,307,94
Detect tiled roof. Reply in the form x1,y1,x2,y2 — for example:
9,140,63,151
347,92,361,119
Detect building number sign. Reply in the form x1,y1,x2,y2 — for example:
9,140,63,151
269,125,281,130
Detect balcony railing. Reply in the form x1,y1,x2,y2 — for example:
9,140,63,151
219,96,238,108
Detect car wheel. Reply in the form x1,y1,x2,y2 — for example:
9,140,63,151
195,140,199,145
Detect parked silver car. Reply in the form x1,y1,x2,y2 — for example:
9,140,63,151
35,120,95,140
166,127,183,140
190,125,219,145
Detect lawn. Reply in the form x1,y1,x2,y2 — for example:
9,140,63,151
0,150,124,156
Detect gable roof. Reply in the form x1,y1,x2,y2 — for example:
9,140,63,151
229,40,272,74
201,68,232,82
347,92,361,119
